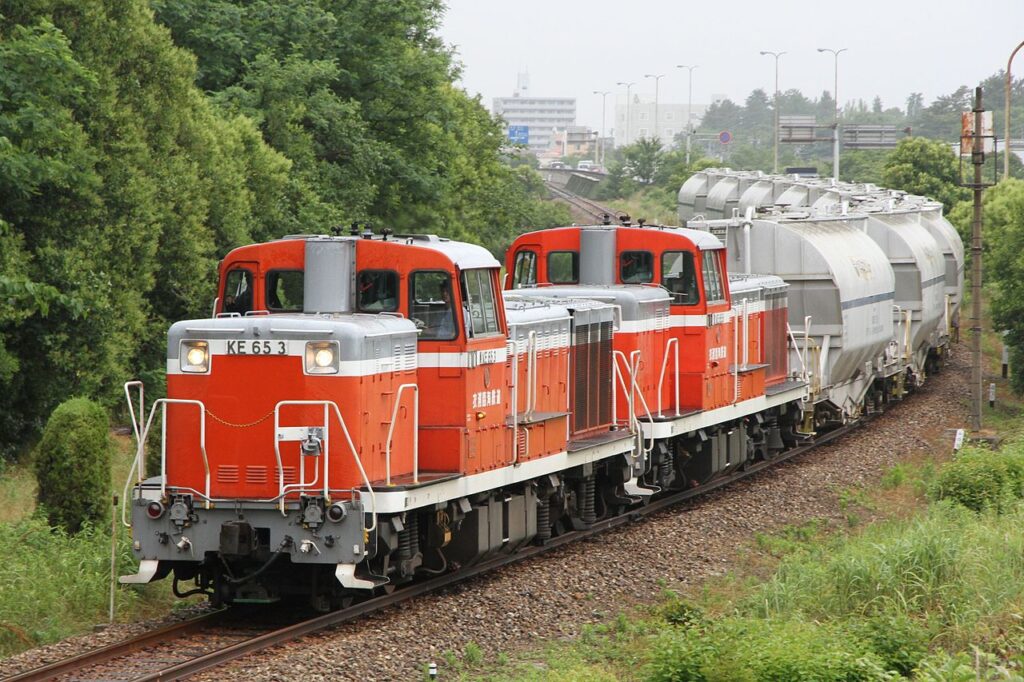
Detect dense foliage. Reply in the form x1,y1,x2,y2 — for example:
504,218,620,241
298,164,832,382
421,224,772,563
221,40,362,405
34,397,110,532
950,179,1024,395
0,514,169,656
0,0,566,458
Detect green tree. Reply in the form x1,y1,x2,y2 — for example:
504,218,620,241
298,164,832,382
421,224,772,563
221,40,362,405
35,398,111,532
881,137,968,212
950,179,1024,394
0,3,293,457
623,137,664,185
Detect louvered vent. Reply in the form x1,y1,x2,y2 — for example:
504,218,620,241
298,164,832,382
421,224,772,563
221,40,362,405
571,319,614,436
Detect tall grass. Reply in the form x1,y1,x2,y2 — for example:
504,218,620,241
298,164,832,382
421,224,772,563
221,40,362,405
0,512,177,657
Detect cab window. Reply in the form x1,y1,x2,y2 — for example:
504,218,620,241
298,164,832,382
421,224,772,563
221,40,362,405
661,251,699,305
410,271,456,341
223,268,253,314
701,250,727,303
548,251,579,284
620,251,653,284
357,270,399,312
266,270,303,312
462,269,500,337
512,250,537,288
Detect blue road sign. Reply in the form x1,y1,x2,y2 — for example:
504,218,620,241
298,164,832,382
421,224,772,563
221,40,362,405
508,126,529,145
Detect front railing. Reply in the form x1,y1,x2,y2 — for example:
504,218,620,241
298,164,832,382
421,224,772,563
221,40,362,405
122,383,377,535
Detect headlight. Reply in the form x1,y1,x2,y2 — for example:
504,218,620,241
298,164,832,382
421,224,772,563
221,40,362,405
305,341,339,374
180,340,209,373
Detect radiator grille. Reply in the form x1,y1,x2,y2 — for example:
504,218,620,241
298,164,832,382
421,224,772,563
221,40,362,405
216,465,239,484
245,465,268,484
571,320,613,435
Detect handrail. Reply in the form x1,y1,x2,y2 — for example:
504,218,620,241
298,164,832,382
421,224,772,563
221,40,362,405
275,400,377,534
526,331,539,420
612,350,635,433
509,338,521,464
384,384,419,485
280,402,327,497
732,304,740,403
656,337,680,417
135,399,210,508
121,381,145,528
627,351,656,456
612,350,655,456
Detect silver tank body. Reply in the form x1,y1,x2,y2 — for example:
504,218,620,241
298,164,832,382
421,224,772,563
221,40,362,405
860,209,945,372
917,204,965,325
711,213,895,412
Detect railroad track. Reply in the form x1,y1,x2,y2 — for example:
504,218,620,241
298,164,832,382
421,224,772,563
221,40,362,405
546,182,619,223
4,419,858,682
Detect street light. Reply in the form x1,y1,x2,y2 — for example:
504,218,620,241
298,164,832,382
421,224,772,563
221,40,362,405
817,47,847,181
617,81,635,145
677,64,698,165
1005,40,1024,179
760,50,785,173
593,90,610,167
644,73,665,141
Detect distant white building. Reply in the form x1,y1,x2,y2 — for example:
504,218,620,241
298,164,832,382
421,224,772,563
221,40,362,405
493,73,576,153
614,94,709,148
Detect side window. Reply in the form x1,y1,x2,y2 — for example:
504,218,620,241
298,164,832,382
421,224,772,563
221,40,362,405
512,250,537,288
620,251,654,284
462,269,500,337
356,270,399,312
266,270,303,312
701,250,727,303
548,251,579,284
661,251,700,305
223,268,253,314
410,271,456,341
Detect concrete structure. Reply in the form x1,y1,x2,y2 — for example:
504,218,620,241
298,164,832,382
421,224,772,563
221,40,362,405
493,73,576,153
615,95,708,147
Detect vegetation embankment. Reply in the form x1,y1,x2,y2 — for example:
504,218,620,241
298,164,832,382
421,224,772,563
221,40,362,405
447,438,1024,681
0,431,185,658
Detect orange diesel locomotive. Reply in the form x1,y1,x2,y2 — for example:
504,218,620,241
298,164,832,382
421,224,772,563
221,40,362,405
121,225,804,608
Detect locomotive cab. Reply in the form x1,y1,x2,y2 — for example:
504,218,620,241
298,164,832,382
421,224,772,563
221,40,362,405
121,233,512,605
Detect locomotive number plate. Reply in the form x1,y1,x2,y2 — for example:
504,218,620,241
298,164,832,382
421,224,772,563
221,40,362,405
226,340,288,355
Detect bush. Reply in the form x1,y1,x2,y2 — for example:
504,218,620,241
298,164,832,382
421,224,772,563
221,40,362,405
35,397,111,532
0,513,172,656
928,445,1024,512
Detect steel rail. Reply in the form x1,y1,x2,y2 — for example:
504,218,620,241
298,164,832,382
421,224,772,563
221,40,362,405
545,183,618,222
3,609,228,682
136,421,861,681
5,419,860,682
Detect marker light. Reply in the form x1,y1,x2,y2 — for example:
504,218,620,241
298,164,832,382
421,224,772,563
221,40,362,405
180,340,209,373
146,501,166,519
305,341,340,374
327,503,347,523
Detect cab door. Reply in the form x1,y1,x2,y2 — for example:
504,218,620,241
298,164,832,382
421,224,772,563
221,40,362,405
218,261,260,315
461,268,509,473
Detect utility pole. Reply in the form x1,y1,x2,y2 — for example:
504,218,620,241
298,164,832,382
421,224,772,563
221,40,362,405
644,73,665,140
817,47,847,181
962,87,993,431
760,51,785,173
677,64,698,165
1005,40,1024,179
593,90,610,167
617,81,635,146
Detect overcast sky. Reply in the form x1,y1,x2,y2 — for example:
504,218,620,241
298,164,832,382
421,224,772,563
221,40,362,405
440,0,1024,133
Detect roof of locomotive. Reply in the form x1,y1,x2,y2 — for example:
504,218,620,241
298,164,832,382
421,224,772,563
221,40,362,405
224,233,499,271
516,223,724,251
